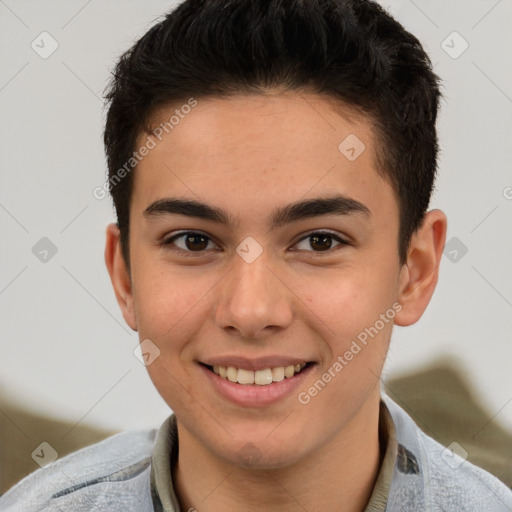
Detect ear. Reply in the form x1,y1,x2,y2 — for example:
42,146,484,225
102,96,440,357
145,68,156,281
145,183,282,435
104,223,137,331
394,209,447,326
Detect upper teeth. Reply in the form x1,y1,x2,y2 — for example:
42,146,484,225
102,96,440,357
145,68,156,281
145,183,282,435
212,363,307,385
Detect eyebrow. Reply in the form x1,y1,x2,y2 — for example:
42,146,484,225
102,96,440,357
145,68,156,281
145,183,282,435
143,194,370,231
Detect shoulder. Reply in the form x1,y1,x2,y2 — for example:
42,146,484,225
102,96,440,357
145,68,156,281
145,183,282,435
417,429,512,511
383,393,512,511
0,427,157,512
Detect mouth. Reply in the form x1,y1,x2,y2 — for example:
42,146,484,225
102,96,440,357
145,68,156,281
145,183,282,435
200,361,315,386
199,359,317,407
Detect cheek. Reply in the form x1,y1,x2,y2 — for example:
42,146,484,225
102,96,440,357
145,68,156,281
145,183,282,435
131,265,208,411
298,269,399,404
305,264,398,341
130,258,205,344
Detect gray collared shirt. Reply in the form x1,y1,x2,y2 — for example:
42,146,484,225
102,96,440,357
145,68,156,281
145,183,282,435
2,392,511,511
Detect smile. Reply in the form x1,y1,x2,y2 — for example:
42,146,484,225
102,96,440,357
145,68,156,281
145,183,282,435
199,358,317,407
203,362,311,386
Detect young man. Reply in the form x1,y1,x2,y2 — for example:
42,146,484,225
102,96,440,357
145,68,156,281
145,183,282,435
2,0,511,510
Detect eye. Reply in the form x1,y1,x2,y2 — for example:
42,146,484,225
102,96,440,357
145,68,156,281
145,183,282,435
161,230,349,255
293,231,349,253
161,231,218,254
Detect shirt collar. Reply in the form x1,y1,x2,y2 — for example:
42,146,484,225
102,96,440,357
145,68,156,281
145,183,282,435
363,399,398,511
149,414,180,512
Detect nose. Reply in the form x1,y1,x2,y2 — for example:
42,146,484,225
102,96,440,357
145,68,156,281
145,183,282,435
214,247,293,340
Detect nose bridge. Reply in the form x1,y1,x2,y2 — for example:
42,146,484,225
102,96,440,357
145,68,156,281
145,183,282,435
214,244,292,338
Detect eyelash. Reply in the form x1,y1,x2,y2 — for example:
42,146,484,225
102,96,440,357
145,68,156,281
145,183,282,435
160,230,350,256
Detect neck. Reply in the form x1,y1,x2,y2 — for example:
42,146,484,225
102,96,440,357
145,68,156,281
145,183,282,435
173,394,383,512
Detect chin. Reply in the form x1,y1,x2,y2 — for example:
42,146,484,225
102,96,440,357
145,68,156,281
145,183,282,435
215,432,308,471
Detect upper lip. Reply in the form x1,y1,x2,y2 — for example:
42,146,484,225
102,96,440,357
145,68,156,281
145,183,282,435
200,356,314,371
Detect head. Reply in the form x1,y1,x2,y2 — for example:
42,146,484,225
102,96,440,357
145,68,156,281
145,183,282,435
104,0,447,469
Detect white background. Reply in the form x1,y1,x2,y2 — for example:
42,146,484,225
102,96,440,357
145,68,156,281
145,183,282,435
0,0,511,433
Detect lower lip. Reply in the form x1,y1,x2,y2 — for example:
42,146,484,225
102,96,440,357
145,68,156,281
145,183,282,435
199,364,315,407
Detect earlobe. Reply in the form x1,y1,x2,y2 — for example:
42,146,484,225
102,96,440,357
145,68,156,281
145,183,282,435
104,223,138,331
394,209,447,327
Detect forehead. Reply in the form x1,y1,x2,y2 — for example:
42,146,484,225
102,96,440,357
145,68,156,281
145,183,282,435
131,92,397,225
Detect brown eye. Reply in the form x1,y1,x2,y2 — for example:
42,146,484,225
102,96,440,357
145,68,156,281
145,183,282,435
162,231,216,253
293,231,348,252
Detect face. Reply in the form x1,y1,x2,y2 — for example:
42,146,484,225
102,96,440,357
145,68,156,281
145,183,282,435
112,92,408,468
